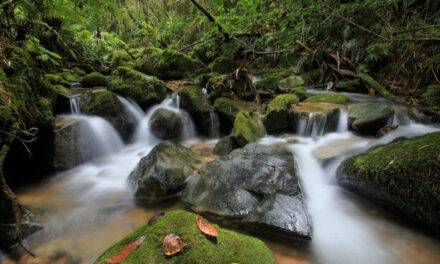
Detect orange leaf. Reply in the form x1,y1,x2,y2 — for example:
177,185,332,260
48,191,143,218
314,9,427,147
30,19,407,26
196,215,218,237
162,234,185,256
106,236,145,264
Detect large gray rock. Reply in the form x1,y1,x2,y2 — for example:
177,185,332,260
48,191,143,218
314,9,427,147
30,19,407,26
149,108,184,140
129,141,201,204
181,143,311,240
348,102,394,136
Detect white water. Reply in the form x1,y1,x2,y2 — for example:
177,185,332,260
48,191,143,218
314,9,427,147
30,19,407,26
209,111,220,138
117,96,144,125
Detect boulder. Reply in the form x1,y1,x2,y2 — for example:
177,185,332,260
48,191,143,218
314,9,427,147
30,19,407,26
81,72,109,87
337,132,440,233
263,93,299,134
213,135,240,156
290,102,342,136
109,68,167,109
129,142,201,204
79,90,135,140
94,210,276,264
347,102,394,136
255,68,301,99
213,97,258,134
304,92,348,104
177,85,213,136
135,48,205,80
231,112,266,147
149,108,184,140
182,144,312,240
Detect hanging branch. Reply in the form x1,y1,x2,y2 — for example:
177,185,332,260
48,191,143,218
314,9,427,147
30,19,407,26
188,0,230,41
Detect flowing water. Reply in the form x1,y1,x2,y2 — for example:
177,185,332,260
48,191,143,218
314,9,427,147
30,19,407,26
4,92,440,264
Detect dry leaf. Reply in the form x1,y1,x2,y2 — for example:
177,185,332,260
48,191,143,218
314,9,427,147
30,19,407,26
148,212,165,225
106,236,145,264
196,215,218,237
163,234,185,256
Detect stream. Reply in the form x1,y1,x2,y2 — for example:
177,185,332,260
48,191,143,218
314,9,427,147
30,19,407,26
2,91,440,264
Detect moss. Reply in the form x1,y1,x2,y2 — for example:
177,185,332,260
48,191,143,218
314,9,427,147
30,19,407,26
110,49,133,68
58,70,78,82
71,67,87,76
292,86,308,101
278,75,304,90
347,102,394,135
81,72,109,87
336,79,362,92
52,85,71,96
136,48,205,80
264,94,299,134
255,68,299,96
338,132,440,233
109,69,167,109
177,85,213,136
37,97,55,127
208,56,238,74
44,74,71,87
231,111,266,146
357,72,399,101
304,92,348,104
421,85,440,114
94,210,275,264
214,97,257,133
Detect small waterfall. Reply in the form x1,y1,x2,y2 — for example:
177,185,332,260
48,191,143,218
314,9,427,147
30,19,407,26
297,113,328,137
337,110,348,133
117,96,144,125
69,95,81,114
210,111,220,138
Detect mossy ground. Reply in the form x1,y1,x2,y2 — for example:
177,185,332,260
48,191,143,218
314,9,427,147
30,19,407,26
94,210,275,264
304,92,348,104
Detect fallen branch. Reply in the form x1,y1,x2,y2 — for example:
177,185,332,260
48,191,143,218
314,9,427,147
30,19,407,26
357,72,402,103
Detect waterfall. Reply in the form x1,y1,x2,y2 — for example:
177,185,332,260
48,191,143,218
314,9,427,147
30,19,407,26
117,96,144,125
210,111,220,138
296,113,328,137
337,110,348,133
69,95,81,114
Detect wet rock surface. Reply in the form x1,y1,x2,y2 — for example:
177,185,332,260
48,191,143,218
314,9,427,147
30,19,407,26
148,108,184,140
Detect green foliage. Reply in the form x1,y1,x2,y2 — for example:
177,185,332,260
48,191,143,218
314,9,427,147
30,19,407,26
81,72,108,87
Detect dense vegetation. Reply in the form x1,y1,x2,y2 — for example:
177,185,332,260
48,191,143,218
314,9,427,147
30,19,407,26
0,0,440,256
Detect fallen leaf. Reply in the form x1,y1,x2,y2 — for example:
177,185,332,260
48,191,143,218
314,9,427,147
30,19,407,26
148,212,165,225
163,234,185,256
106,236,146,264
196,215,218,237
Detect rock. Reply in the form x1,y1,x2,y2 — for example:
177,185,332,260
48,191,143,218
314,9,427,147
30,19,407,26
213,97,258,134
231,112,266,147
182,144,311,240
81,72,109,87
313,137,363,161
129,142,201,204
149,108,184,140
79,90,135,141
263,94,299,134
110,68,167,109
337,132,440,234
177,85,213,136
304,92,348,104
278,76,305,94
94,210,276,264
213,135,239,156
135,48,205,80
376,124,398,137
255,68,300,99
348,102,394,136
53,116,93,170
290,102,342,135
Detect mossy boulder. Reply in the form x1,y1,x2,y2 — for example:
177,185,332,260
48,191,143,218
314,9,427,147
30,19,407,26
81,72,109,87
58,70,79,83
290,102,342,136
255,68,300,99
421,84,440,121
347,102,394,136
177,85,214,136
213,97,258,134
278,75,304,92
110,49,133,68
136,48,205,80
79,90,135,140
44,73,71,87
71,66,87,76
94,210,275,264
263,94,299,134
213,135,240,156
110,68,167,109
231,112,266,147
129,142,201,204
182,144,311,240
337,132,440,233
149,108,184,140
304,92,348,104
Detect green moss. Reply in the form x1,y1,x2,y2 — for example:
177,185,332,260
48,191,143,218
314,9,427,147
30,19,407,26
421,85,440,112
58,70,78,82
357,72,399,101
71,67,87,76
214,97,257,122
208,56,238,74
338,132,440,232
52,85,71,96
109,69,167,109
81,72,109,87
304,92,348,104
278,75,304,89
44,74,70,87
292,87,308,101
37,97,55,127
232,111,266,146
94,210,275,264
336,79,362,92
256,68,299,96
110,49,132,68
136,48,205,80
267,94,299,113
